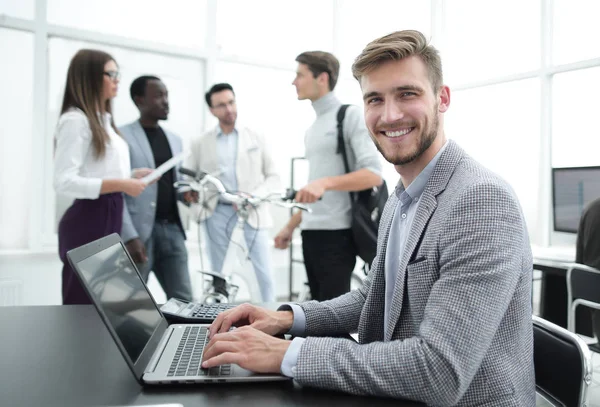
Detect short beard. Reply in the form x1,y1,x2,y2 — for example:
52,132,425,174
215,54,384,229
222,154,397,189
375,112,439,166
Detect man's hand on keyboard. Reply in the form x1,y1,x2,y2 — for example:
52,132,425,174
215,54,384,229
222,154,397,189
207,303,293,338
201,325,290,374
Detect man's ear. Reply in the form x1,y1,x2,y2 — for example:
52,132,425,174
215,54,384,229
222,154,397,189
438,86,450,113
133,95,144,108
317,71,329,88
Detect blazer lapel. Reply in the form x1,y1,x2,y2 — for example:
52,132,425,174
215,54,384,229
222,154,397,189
131,121,155,168
384,140,465,341
359,187,398,343
235,127,248,185
202,127,219,174
385,192,437,341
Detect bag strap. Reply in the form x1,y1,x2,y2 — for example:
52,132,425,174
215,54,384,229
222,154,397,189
336,104,351,173
336,104,356,202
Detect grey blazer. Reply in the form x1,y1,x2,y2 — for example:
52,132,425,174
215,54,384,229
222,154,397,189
294,140,535,406
120,120,185,243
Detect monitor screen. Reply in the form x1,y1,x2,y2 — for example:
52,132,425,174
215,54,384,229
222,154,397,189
75,242,163,363
552,166,600,233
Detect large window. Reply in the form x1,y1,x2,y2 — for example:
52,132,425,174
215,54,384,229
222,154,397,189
553,0,600,65
445,79,541,241
442,0,540,86
552,67,600,168
336,0,431,80
0,0,34,20
0,29,34,249
2,0,600,252
47,0,208,49
216,0,334,64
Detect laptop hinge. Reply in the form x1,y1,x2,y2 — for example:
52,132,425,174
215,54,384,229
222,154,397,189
145,327,174,374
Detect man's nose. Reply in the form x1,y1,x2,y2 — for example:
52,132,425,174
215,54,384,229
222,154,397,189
381,102,404,124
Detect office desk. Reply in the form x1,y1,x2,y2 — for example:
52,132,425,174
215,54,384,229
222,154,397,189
0,306,422,407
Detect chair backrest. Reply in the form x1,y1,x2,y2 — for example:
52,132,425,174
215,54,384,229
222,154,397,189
566,263,600,332
533,315,592,407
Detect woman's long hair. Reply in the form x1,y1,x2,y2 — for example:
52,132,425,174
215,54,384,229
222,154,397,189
59,49,120,158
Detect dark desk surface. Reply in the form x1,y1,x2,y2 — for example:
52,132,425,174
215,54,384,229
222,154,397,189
0,306,422,407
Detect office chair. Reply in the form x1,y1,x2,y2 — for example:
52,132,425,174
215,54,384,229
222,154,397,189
566,263,600,352
533,315,592,407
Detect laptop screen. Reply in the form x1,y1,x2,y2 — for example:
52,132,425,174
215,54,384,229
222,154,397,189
75,241,163,363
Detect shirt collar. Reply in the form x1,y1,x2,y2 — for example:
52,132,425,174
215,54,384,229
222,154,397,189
311,92,340,116
396,140,449,200
217,126,238,137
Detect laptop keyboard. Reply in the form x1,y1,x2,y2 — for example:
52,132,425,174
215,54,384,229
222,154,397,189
190,303,235,319
168,326,232,377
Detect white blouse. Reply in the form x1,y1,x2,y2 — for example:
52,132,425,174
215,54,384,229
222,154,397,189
53,108,130,199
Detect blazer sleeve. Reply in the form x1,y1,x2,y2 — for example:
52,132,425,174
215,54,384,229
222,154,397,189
297,257,376,337
248,130,281,198
118,124,139,243
121,201,138,242
294,181,529,405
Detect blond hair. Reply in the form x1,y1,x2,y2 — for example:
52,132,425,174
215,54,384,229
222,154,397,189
351,30,443,92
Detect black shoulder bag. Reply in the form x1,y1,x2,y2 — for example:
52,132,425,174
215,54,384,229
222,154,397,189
337,104,389,266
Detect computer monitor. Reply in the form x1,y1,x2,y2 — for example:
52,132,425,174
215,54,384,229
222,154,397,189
552,166,600,233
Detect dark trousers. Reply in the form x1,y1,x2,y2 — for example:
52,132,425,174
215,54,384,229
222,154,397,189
301,229,357,301
136,221,192,301
58,193,123,305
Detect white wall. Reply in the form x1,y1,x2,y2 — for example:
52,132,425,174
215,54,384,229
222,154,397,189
0,242,309,305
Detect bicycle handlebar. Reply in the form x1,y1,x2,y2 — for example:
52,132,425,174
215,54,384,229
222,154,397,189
176,167,311,212
178,167,203,179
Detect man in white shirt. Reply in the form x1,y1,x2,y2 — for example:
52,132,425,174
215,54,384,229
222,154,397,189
186,83,280,302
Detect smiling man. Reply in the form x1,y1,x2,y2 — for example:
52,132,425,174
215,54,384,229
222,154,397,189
201,30,535,406
120,75,192,302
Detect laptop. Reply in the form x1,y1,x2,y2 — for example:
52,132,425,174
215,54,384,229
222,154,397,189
67,233,289,385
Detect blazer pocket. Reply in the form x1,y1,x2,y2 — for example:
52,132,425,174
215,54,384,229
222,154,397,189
407,256,426,266
406,258,437,295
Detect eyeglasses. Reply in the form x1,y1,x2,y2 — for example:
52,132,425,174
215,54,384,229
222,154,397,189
212,100,236,110
103,71,121,81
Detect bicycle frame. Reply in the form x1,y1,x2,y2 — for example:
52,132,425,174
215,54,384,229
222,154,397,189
176,168,309,304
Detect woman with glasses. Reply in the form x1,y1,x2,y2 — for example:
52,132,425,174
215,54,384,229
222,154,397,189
54,49,151,304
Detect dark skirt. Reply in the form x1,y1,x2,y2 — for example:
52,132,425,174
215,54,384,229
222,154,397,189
58,193,123,305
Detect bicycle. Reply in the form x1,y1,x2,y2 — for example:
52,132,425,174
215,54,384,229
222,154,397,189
175,168,310,304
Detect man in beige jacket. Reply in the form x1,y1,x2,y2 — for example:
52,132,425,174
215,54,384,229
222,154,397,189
187,83,280,301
